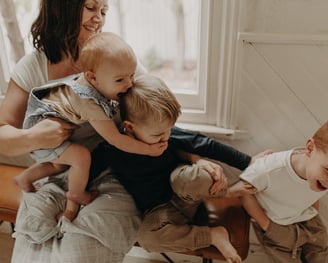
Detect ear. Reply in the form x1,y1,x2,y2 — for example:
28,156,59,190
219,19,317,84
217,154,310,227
84,71,97,87
123,120,135,133
305,138,315,156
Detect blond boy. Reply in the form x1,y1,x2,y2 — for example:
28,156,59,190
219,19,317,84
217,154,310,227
89,74,258,263
232,122,328,262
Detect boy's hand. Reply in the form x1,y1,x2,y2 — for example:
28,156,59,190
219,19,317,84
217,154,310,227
195,159,228,195
147,141,168,156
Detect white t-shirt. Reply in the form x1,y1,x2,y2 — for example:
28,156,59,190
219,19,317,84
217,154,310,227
240,149,327,225
11,51,48,92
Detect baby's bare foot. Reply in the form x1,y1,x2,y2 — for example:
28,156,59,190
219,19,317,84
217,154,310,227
13,176,36,192
226,180,256,198
66,191,99,205
211,226,242,263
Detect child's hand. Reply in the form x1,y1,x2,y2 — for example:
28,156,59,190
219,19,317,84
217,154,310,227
147,141,168,156
195,159,228,195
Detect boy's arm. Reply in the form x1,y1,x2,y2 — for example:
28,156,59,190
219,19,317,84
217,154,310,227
170,126,252,170
170,126,272,170
90,119,167,157
242,193,270,231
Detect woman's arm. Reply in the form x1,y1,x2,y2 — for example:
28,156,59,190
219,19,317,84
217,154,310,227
0,80,75,156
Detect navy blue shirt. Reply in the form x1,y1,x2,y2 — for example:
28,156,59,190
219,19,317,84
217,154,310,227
89,126,251,213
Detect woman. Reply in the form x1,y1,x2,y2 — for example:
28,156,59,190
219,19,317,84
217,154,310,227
0,1,142,262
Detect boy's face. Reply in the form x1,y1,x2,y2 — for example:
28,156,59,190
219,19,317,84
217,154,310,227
125,119,174,145
305,139,328,192
92,59,136,101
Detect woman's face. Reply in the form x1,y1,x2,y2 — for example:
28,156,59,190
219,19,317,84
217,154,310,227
79,0,109,44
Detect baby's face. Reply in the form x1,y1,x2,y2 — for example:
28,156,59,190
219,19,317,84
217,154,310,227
305,144,328,192
132,119,174,145
95,59,136,101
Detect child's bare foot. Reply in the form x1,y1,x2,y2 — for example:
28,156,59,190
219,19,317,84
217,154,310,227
210,226,242,263
226,180,256,198
13,175,36,192
66,190,99,205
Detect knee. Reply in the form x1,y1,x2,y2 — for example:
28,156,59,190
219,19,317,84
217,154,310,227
170,164,213,199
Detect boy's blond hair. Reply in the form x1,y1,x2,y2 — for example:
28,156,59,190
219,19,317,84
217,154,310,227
120,74,181,125
80,32,137,72
313,121,328,152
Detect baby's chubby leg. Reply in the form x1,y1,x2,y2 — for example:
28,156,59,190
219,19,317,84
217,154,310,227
13,162,67,192
53,143,98,221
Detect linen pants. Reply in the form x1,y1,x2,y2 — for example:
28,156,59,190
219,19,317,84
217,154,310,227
252,215,328,263
137,164,225,252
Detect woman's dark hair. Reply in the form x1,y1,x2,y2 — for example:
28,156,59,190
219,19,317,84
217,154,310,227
31,0,85,63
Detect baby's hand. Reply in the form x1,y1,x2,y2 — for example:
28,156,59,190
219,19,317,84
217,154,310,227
147,141,168,156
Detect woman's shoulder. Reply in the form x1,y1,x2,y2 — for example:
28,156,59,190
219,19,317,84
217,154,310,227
11,50,48,92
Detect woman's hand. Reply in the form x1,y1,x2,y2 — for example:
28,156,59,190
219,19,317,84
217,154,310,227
28,117,78,150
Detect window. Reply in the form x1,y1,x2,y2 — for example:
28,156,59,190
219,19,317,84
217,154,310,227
106,0,241,131
0,0,241,132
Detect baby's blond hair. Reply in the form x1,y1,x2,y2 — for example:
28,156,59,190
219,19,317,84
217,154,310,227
80,32,136,72
120,74,181,125
313,121,328,153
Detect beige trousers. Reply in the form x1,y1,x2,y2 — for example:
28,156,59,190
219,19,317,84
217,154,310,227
252,215,328,263
137,164,225,252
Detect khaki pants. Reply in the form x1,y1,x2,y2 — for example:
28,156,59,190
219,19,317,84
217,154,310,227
252,215,328,263
137,164,225,252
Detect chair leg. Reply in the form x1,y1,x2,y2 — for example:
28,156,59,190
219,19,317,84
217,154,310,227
202,258,213,263
160,252,175,263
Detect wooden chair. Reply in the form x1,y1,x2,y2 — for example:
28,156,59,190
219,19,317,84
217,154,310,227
0,164,24,224
0,163,250,262
183,197,250,262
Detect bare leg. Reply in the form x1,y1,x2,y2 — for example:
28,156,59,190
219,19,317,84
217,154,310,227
13,162,67,192
210,226,242,263
226,179,257,198
53,143,95,221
